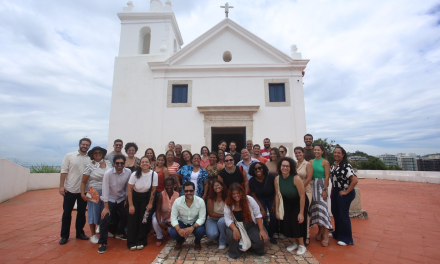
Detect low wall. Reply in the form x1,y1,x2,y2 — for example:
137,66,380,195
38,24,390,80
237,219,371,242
27,173,60,191
357,170,440,184
0,159,60,203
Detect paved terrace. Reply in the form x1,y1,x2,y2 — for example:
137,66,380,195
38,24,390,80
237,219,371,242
0,179,439,264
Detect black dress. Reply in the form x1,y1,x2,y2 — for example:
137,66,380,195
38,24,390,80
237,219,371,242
219,166,244,189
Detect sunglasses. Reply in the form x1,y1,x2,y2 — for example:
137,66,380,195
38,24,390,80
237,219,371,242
225,159,234,162
254,167,263,171
279,151,285,153
115,162,124,165
115,144,123,147
184,190,194,193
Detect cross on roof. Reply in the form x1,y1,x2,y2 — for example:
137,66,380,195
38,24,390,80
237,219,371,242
220,2,234,18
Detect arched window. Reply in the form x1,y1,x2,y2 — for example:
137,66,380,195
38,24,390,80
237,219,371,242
139,27,151,54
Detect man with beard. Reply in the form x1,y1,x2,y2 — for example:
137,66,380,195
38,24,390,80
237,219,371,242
229,141,241,164
170,182,206,250
59,138,92,245
252,144,268,164
105,139,124,162
173,144,183,163
97,155,132,253
304,134,315,161
246,139,253,154
260,138,271,159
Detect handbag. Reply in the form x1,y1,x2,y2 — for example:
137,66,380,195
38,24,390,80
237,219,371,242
142,171,158,224
276,177,284,220
232,210,252,251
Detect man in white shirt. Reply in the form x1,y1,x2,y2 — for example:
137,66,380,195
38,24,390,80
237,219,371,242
169,182,206,251
97,155,132,254
59,138,92,245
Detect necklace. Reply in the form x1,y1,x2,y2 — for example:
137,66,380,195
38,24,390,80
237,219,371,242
225,165,236,174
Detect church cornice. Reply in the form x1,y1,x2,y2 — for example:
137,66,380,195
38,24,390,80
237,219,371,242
148,62,309,71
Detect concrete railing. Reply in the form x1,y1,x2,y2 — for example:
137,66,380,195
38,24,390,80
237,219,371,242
0,159,59,203
357,170,440,184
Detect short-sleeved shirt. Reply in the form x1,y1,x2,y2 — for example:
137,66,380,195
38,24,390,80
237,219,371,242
229,152,241,165
61,151,91,193
83,160,113,190
219,166,244,189
249,173,275,199
260,148,271,159
237,158,259,180
252,156,268,164
304,148,315,161
104,151,125,163
128,171,158,193
331,162,357,189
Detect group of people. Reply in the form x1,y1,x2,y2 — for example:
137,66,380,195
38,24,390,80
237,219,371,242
59,135,358,258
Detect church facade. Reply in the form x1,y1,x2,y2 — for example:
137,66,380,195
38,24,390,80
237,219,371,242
107,0,309,154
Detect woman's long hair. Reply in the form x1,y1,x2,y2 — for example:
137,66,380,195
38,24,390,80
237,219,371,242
179,150,193,168
135,156,150,179
156,154,167,168
334,146,348,168
208,179,228,201
314,144,328,160
225,182,252,223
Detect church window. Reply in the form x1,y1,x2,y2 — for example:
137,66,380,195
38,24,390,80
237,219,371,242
269,83,286,102
172,85,188,103
223,51,232,62
139,27,151,54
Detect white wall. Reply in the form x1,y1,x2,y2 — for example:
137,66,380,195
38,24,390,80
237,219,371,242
357,170,440,184
0,159,60,203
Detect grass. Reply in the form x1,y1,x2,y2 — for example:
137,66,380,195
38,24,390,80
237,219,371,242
30,163,61,173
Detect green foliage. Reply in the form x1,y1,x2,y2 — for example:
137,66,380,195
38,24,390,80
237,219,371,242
313,138,340,165
357,157,387,170
387,165,403,170
30,163,60,173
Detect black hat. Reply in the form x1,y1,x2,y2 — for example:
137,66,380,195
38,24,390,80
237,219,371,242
87,146,107,159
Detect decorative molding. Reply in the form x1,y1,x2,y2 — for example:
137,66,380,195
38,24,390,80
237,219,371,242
167,80,192,108
264,79,291,107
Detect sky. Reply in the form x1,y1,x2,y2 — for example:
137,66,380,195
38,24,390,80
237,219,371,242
0,0,439,165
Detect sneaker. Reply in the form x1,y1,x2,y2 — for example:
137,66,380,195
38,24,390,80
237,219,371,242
279,234,286,239
273,233,279,238
98,244,106,254
108,232,114,237
90,235,99,244
130,246,137,251
219,245,226,250
337,241,348,246
115,234,127,240
296,245,307,255
287,243,298,252
96,225,100,234
328,233,333,238
136,245,144,250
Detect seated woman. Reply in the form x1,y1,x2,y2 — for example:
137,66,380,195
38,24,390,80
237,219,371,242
248,162,278,244
127,157,158,250
224,182,268,259
206,180,228,249
152,178,180,246
275,157,308,255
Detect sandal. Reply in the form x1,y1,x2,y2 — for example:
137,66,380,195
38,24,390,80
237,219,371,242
321,235,329,247
156,239,162,247
315,233,322,241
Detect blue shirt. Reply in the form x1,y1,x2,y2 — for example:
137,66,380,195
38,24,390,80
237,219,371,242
178,165,209,197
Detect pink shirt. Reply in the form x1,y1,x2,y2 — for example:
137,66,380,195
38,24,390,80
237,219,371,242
200,158,210,169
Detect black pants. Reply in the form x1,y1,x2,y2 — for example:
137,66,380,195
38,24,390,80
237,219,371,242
257,197,277,238
127,191,149,248
98,200,128,245
60,191,87,239
226,222,266,259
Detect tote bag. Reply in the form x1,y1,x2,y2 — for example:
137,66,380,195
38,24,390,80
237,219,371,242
232,213,252,251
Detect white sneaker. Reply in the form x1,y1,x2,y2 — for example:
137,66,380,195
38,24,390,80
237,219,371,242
296,245,307,255
287,243,298,252
96,225,100,234
337,241,348,246
279,234,286,239
136,245,144,250
90,235,99,244
130,246,137,251
273,233,279,238
328,233,333,238
219,245,226,250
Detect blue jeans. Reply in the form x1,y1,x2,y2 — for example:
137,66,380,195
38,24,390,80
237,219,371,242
257,197,277,238
205,217,226,246
331,187,356,245
169,220,205,244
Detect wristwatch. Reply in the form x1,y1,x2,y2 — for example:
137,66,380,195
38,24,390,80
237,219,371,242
192,224,197,229
323,188,328,191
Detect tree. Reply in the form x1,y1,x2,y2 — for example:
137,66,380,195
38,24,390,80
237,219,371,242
358,157,387,170
387,165,403,170
313,138,339,164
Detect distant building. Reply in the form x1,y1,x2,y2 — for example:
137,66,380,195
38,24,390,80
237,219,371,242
397,153,418,171
417,159,440,171
349,156,369,161
421,153,440,160
377,154,398,167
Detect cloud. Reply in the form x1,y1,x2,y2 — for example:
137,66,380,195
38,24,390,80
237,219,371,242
0,0,439,165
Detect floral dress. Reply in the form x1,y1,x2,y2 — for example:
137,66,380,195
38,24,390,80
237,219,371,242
178,165,208,197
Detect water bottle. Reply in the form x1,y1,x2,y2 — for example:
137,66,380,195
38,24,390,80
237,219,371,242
142,210,149,224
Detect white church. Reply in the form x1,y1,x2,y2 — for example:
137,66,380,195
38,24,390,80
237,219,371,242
107,0,309,154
